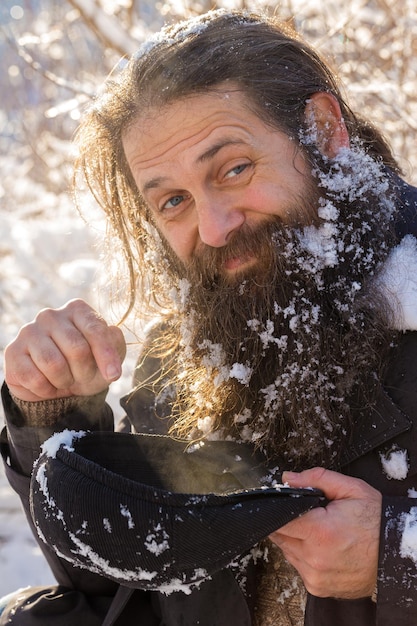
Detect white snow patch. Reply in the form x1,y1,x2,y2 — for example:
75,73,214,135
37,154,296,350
35,465,56,510
380,448,409,480
65,532,158,582
197,415,215,435
157,569,210,596
297,221,340,268
144,524,170,556
229,362,253,385
120,504,135,529
400,508,417,563
103,518,112,533
373,235,417,331
40,429,87,459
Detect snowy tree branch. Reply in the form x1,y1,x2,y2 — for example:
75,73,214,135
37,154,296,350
67,0,139,57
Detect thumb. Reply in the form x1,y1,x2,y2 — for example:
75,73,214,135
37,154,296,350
282,467,368,500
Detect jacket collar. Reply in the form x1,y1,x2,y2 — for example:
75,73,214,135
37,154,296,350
337,175,417,466
339,384,411,468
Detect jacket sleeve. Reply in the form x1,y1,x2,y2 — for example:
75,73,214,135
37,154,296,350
377,495,417,624
0,382,118,595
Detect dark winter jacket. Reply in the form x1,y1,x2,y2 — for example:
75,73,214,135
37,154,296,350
1,175,417,626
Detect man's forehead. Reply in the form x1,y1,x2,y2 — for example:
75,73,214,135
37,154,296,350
122,88,262,172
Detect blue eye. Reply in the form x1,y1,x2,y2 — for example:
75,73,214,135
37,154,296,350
163,195,185,210
225,163,248,178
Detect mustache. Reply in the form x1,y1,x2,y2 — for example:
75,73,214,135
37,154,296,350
187,218,286,282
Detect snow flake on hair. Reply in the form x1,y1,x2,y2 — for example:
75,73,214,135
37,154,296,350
133,9,261,60
315,145,391,206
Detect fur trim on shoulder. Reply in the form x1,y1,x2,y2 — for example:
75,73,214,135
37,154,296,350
374,234,417,331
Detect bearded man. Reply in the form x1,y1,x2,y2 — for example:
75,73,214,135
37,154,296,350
2,9,417,626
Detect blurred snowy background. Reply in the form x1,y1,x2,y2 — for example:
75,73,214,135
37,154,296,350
0,0,416,597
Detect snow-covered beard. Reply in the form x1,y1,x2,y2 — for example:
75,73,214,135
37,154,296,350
162,144,398,469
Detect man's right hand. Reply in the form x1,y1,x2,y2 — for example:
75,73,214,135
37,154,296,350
4,299,126,402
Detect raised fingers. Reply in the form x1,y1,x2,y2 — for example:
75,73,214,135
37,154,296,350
4,299,126,401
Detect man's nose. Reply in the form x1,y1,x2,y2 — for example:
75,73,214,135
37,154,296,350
196,196,245,248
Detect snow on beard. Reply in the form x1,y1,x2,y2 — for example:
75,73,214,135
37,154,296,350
166,141,397,468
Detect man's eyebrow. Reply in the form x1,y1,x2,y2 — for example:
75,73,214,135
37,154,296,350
142,139,245,194
142,175,168,194
197,139,246,163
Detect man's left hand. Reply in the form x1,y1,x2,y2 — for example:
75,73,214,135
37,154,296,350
269,467,381,599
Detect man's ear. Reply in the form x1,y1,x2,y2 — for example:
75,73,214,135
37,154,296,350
304,92,350,158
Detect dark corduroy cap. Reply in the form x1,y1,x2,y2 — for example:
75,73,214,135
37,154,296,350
30,430,325,593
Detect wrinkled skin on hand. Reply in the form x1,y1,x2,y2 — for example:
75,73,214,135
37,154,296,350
269,467,381,600
4,299,126,403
